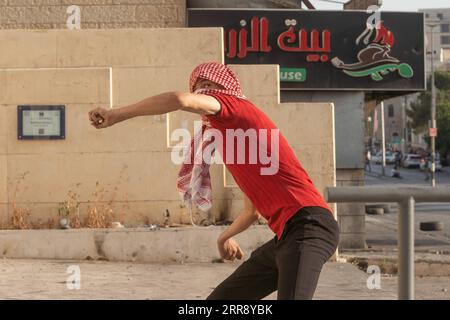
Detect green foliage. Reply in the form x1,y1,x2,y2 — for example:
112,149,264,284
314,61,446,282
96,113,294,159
407,92,430,133
436,96,450,155
407,71,450,158
436,71,450,91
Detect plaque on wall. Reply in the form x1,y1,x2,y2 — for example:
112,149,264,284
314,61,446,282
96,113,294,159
17,105,65,140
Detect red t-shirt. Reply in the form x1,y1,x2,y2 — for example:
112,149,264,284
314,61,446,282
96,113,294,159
205,93,332,240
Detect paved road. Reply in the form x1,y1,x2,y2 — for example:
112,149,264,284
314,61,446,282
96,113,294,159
363,164,450,251
365,204,450,251
365,163,450,186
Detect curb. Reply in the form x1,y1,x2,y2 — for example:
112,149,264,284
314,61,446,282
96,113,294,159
0,226,274,263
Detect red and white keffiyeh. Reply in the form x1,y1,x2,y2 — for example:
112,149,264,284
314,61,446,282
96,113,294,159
188,62,244,98
176,62,244,211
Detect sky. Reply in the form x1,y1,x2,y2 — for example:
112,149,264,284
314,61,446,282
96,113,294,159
309,0,450,12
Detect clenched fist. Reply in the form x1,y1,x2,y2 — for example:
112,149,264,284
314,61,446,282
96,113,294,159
217,237,245,261
88,107,117,129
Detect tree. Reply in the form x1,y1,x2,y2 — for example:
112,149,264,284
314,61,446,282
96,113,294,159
407,71,450,164
407,92,431,133
436,71,450,90
436,91,450,160
434,72,450,163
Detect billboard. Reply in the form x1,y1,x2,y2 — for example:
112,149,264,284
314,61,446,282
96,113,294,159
188,9,425,91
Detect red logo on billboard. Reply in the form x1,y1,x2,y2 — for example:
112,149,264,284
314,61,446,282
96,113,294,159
225,17,331,63
331,21,413,81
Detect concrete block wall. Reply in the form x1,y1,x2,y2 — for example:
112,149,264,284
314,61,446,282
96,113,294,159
0,28,224,228
0,28,336,230
0,0,186,29
336,169,366,249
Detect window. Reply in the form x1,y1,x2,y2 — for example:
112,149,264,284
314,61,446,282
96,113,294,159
388,105,394,117
441,24,450,33
425,13,429,18
437,13,444,20
442,36,450,45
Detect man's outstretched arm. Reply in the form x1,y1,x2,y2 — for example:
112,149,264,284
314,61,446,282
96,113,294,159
88,91,221,129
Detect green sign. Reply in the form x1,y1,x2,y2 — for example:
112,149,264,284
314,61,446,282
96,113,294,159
280,68,306,82
392,136,402,144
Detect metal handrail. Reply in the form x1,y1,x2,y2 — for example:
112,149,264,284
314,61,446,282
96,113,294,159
326,186,450,300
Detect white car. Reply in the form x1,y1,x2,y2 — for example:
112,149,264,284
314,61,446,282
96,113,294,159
373,152,396,164
370,153,380,163
429,155,443,172
385,152,396,164
435,160,443,171
403,154,422,168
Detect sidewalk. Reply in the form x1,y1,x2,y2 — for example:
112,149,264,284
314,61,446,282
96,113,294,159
0,258,398,300
1,257,448,299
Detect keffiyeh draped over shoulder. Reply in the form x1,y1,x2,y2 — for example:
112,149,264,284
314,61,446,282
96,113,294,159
176,62,244,211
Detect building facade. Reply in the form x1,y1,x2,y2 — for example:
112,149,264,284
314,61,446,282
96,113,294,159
370,9,450,155
371,93,426,154
420,8,450,72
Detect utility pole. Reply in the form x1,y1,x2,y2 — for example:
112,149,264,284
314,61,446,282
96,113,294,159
402,95,408,156
429,24,438,187
380,101,386,176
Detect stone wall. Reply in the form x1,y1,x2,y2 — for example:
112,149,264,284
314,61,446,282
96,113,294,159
0,28,336,230
0,0,186,29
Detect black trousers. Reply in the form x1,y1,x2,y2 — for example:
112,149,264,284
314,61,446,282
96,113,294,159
207,206,340,300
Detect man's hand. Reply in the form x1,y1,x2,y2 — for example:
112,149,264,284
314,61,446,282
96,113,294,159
88,107,117,129
217,237,244,261
215,195,256,262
